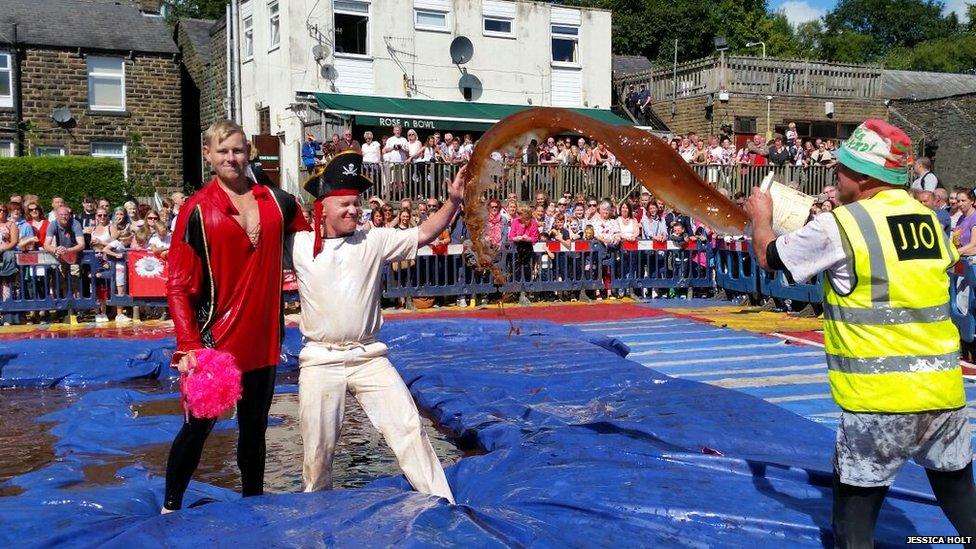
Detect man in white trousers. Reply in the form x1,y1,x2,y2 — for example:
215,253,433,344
289,151,463,503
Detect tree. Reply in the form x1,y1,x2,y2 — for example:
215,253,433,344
793,20,825,59
886,34,976,73
822,0,960,62
163,0,228,22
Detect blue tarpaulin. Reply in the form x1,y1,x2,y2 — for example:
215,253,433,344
0,320,958,547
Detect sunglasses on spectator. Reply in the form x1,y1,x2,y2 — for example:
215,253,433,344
588,202,597,207
146,216,159,220
96,214,108,218
28,207,38,211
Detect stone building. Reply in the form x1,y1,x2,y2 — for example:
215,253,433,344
0,0,183,192
614,55,888,147
175,17,227,185
885,70,976,189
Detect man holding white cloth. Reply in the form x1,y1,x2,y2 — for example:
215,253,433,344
289,151,462,503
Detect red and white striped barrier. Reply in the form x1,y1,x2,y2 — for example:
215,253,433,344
716,239,751,253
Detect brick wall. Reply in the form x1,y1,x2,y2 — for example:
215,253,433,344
5,47,183,191
891,94,976,190
204,22,228,130
650,93,887,138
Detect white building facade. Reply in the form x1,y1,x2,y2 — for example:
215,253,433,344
233,0,614,194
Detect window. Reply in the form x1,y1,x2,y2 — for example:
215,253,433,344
0,51,12,109
268,1,280,50
334,1,369,55
87,56,125,112
483,17,513,37
258,107,271,135
415,9,447,31
91,142,128,176
0,139,13,157
35,146,65,156
733,117,757,134
551,25,578,64
243,16,254,59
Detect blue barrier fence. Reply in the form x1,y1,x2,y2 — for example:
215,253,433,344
3,245,975,344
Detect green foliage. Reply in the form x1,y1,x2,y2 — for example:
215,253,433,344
163,0,228,23
886,33,976,73
573,0,972,73
822,0,959,62
0,156,127,208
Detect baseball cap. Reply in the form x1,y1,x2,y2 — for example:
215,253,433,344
835,120,912,186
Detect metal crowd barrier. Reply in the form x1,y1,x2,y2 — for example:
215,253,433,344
5,243,974,346
716,239,976,344
381,240,713,298
358,161,631,203
690,164,834,197
328,161,835,205
6,250,101,312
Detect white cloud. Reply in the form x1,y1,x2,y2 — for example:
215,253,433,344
943,0,971,23
776,0,827,27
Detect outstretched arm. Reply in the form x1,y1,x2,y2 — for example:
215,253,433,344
418,166,468,247
743,186,776,271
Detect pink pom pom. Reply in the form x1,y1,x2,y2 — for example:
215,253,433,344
182,349,243,419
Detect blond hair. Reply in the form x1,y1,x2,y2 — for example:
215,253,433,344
202,119,247,147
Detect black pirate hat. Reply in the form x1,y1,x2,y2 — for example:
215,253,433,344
305,151,374,258
303,150,373,199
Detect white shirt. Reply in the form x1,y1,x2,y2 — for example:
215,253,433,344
384,136,408,162
774,213,853,292
407,139,424,162
361,141,381,163
148,233,171,250
289,228,418,348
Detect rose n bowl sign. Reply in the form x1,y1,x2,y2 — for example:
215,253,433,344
127,250,168,297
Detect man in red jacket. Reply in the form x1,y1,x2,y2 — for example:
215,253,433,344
162,119,309,513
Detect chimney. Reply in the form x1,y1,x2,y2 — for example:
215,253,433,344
135,0,162,14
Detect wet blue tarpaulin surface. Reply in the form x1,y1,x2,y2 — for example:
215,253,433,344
0,320,959,547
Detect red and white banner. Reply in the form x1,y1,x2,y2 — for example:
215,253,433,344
128,250,169,298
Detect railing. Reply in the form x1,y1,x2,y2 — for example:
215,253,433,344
615,55,883,102
357,161,633,203
6,244,974,349
690,163,834,197
322,160,833,204
383,241,712,299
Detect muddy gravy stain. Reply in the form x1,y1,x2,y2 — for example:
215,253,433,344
2,387,464,495
463,107,749,274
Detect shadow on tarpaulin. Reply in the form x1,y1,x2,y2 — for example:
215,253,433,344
0,320,956,548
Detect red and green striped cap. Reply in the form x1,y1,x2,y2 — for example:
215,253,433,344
835,119,913,186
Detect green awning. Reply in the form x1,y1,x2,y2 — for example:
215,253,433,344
311,92,632,132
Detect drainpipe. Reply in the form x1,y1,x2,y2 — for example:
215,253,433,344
225,4,233,119
231,0,243,123
11,23,23,156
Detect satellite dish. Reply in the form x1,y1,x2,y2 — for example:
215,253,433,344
450,36,474,65
51,108,76,129
321,64,338,80
458,73,482,101
312,44,330,61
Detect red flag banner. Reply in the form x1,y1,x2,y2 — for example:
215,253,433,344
128,250,169,298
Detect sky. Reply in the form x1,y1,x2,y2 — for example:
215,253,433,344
768,0,971,27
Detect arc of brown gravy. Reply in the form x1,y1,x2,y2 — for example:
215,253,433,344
462,107,749,282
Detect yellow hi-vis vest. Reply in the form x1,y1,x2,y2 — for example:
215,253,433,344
824,189,965,413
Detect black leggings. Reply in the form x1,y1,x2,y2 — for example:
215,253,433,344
833,463,976,548
163,366,277,510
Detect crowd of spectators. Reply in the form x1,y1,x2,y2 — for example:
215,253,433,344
359,189,710,305
303,126,623,173
0,191,185,324
664,125,840,168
